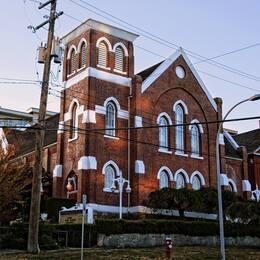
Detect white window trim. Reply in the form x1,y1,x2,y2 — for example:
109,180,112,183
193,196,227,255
97,64,111,71
190,171,206,186
67,45,77,59
156,112,173,125
228,178,238,193
113,69,127,75
77,38,87,53
190,154,204,160
96,37,112,51
102,160,120,192
112,42,129,56
189,119,204,133
77,65,86,72
157,166,174,181
173,168,190,183
158,148,172,154
173,100,188,115
175,151,188,157
104,134,119,140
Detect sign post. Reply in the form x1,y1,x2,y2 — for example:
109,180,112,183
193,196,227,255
81,194,87,260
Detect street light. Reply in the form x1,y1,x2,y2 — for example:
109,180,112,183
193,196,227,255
111,170,131,219
216,94,260,260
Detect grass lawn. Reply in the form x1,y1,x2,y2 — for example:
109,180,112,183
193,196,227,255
1,246,260,260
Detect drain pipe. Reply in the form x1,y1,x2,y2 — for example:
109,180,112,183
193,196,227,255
127,84,133,209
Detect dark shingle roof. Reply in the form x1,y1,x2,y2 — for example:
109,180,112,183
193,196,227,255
224,136,242,159
137,61,163,81
233,128,260,154
5,114,59,158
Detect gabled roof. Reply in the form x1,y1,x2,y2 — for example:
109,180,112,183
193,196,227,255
140,48,217,112
224,131,242,159
4,114,59,158
233,128,260,154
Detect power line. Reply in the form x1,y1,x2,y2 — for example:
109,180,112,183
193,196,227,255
69,0,260,82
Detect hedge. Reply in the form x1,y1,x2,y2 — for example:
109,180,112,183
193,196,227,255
2,219,260,249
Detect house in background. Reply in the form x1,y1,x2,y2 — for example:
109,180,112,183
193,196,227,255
0,106,57,127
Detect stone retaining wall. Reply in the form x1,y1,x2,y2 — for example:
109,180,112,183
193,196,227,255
97,233,260,248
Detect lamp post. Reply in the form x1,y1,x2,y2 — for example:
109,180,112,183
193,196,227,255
111,170,131,219
216,94,260,260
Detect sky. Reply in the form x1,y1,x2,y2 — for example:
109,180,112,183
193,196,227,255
0,0,259,133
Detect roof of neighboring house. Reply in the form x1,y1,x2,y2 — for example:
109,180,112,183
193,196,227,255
233,128,260,154
4,114,59,158
224,136,242,159
137,61,162,81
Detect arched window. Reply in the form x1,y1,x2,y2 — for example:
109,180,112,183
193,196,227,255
159,116,169,149
159,170,169,189
114,46,124,72
70,102,78,139
175,104,184,152
105,101,116,136
228,181,234,192
176,173,185,189
79,42,86,68
70,48,76,74
191,125,200,155
192,175,201,190
65,171,78,199
104,165,115,190
98,42,108,67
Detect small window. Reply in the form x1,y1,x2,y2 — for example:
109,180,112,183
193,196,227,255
70,103,77,139
115,46,124,72
176,173,185,189
175,105,184,152
79,42,87,68
191,125,200,155
105,102,116,136
159,170,169,189
192,175,201,190
159,116,169,149
70,49,76,74
104,165,115,189
98,42,108,67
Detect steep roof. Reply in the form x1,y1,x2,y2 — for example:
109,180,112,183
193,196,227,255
139,48,217,111
4,114,59,158
137,61,162,81
224,136,242,159
233,128,260,154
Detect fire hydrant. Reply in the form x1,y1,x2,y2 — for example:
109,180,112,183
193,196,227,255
165,237,172,259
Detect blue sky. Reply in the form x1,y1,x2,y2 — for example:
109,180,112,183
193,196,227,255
0,0,259,133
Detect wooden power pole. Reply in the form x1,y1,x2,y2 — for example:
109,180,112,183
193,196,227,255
27,0,61,253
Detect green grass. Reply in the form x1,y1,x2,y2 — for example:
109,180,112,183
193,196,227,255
1,246,260,260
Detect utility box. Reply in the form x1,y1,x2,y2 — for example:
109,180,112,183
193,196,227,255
38,45,46,64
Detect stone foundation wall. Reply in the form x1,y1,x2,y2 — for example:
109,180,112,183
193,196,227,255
97,233,260,248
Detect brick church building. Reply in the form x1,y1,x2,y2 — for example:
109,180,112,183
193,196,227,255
3,19,256,213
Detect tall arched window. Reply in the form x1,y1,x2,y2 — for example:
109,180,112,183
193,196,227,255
159,116,169,149
191,125,200,155
159,170,169,189
114,46,124,72
79,42,86,68
70,103,77,139
70,49,76,74
176,173,185,189
192,175,201,190
105,101,116,136
98,42,108,67
104,165,115,190
175,104,184,152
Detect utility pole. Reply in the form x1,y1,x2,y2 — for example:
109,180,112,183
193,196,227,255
27,0,62,253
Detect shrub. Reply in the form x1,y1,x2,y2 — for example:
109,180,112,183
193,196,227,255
45,197,76,222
